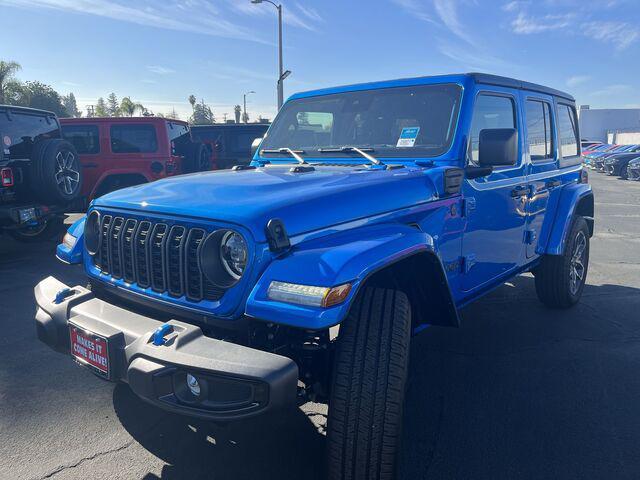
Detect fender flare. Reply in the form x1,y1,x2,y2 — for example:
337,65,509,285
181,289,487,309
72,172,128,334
56,215,85,264
541,183,594,256
246,223,459,331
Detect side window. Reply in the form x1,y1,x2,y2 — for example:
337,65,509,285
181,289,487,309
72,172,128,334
231,132,259,154
557,104,579,158
110,124,158,153
525,100,553,161
468,94,516,164
62,125,100,154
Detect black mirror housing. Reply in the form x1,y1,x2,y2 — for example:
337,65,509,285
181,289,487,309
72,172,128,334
478,128,518,167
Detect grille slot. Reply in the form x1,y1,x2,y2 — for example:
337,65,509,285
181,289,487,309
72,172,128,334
93,215,226,303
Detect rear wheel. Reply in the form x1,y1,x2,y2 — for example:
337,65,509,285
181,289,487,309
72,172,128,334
7,215,65,243
184,142,210,173
327,287,411,480
534,216,590,308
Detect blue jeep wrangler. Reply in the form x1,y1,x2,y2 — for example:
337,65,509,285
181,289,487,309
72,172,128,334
36,73,593,479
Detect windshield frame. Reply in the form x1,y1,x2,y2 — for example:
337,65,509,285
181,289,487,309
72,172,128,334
259,82,463,163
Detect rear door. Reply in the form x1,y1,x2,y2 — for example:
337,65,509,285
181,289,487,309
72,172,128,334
107,122,165,182
523,95,559,258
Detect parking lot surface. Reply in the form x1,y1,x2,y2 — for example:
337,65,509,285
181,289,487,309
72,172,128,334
1,173,639,480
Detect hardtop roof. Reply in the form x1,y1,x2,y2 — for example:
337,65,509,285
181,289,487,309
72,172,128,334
0,104,57,117
289,72,575,102
59,116,189,125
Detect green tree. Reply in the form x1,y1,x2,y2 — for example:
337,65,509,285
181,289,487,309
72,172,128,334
0,60,21,104
234,105,241,124
120,96,144,117
95,97,108,117
190,99,214,125
62,92,81,117
188,95,196,111
242,111,249,124
106,92,120,117
20,81,68,116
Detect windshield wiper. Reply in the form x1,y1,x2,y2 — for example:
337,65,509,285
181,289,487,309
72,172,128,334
318,146,384,167
260,147,307,164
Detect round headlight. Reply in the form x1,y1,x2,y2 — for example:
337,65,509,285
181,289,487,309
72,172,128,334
199,229,248,288
220,231,248,279
84,210,101,256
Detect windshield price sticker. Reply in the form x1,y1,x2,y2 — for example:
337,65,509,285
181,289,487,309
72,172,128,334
397,127,420,147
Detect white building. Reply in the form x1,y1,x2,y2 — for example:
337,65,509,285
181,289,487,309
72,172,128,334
578,106,640,143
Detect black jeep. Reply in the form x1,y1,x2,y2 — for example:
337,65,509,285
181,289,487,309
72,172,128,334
0,105,83,241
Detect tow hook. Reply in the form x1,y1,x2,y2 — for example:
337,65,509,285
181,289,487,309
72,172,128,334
152,323,174,346
54,288,75,304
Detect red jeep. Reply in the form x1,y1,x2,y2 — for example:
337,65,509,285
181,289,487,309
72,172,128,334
60,117,209,208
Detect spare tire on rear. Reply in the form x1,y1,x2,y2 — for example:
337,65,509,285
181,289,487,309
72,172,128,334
184,142,210,173
30,139,83,204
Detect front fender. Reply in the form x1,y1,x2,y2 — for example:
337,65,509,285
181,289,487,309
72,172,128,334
56,215,85,264
541,183,593,256
246,224,437,330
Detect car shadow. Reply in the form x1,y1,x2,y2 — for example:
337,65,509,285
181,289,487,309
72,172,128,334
112,275,640,480
113,384,326,480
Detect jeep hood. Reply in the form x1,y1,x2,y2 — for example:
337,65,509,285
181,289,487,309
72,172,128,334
94,165,441,242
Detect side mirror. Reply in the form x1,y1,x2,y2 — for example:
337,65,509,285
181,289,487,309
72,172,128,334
479,128,518,167
250,137,263,158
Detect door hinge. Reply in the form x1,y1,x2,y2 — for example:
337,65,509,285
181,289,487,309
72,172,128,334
462,254,476,274
463,197,476,217
524,229,537,245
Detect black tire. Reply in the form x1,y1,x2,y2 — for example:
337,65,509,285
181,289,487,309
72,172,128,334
31,139,83,204
534,216,590,308
184,142,210,173
327,287,411,480
7,215,65,243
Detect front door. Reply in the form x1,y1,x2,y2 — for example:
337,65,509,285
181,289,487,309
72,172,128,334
461,91,527,292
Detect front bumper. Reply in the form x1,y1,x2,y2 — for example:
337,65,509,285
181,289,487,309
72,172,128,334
34,276,299,421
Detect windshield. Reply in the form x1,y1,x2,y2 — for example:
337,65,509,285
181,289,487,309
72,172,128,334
261,83,462,159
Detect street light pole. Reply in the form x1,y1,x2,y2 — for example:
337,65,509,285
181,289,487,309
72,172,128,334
243,90,255,123
251,0,287,110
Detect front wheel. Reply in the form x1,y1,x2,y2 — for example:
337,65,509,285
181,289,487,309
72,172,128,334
534,216,590,308
327,287,411,480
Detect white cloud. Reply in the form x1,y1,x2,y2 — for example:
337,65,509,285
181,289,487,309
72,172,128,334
566,75,590,88
390,0,436,24
437,40,511,71
511,12,573,34
147,65,175,75
581,21,639,50
591,84,633,96
433,0,474,44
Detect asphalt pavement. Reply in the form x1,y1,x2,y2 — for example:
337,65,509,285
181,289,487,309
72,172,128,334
1,172,639,480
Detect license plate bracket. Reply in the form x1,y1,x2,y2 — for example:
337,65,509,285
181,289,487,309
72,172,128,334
69,323,110,379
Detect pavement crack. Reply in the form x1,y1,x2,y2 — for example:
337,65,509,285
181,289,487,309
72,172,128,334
33,440,135,480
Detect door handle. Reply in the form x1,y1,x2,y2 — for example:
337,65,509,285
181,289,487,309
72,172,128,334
510,185,528,198
545,179,561,189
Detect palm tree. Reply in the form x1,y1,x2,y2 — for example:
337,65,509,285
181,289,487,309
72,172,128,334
188,95,196,111
234,105,242,124
0,60,21,104
120,97,144,117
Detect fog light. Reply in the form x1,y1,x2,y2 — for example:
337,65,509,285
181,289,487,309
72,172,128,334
186,374,201,396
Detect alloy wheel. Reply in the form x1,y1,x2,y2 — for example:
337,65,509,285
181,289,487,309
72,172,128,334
55,150,80,195
569,231,587,296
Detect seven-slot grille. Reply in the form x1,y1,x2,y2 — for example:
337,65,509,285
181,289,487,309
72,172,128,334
94,214,225,302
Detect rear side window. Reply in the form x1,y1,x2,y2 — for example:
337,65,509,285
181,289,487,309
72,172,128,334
2,112,60,160
110,124,158,153
557,104,579,157
468,94,516,164
62,125,100,154
230,132,260,154
525,100,554,161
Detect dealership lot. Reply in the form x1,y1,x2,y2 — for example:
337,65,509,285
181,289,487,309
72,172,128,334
1,172,639,480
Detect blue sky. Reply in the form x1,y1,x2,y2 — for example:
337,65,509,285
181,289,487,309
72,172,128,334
1,0,639,120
